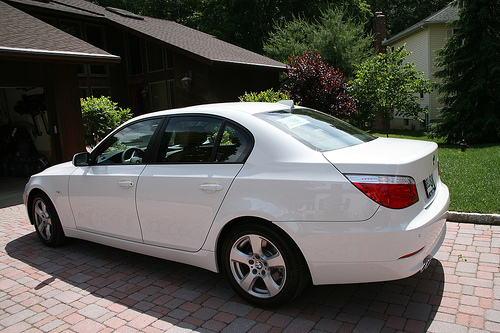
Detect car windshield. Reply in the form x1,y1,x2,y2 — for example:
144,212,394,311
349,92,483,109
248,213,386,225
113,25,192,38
256,108,376,151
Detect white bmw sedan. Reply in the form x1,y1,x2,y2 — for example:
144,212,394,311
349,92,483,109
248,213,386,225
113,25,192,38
24,101,449,307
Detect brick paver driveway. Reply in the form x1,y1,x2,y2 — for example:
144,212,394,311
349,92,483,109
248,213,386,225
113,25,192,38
1,204,499,332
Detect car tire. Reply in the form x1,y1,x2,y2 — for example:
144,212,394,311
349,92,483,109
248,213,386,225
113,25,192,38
221,222,309,307
29,193,66,247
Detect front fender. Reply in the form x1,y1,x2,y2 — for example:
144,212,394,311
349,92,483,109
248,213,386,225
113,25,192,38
24,162,76,229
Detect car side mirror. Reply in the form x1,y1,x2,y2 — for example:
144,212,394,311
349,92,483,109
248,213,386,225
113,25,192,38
73,152,90,166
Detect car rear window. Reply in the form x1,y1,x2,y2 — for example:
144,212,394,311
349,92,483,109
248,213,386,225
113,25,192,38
255,108,376,151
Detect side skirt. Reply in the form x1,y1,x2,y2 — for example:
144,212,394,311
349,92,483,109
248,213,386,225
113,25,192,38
64,228,218,273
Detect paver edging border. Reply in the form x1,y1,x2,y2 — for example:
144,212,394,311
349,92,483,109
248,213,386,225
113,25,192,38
448,211,500,225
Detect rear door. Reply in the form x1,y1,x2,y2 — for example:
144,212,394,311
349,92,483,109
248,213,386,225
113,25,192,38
136,115,253,251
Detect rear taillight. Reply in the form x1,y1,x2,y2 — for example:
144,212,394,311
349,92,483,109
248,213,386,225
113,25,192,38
345,175,419,209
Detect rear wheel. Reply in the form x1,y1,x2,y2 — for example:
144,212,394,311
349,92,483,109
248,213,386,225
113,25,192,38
221,222,309,307
29,193,66,247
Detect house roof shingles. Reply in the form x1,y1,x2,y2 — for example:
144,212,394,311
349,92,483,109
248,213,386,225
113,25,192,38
383,4,459,45
0,1,119,63
3,0,285,70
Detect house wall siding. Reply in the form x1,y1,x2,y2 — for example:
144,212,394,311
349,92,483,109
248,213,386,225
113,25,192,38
385,30,429,129
428,23,451,121
384,20,455,127
390,31,429,76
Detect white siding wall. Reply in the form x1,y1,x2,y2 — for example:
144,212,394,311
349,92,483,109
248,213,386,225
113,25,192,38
386,29,429,130
384,22,455,129
428,24,451,121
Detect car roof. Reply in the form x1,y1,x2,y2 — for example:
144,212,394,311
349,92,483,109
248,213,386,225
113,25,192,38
131,101,297,122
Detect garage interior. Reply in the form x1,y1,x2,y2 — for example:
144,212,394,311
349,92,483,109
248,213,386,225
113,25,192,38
1,87,53,179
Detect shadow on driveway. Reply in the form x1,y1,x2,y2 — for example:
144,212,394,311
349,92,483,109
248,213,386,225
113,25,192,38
0,177,27,209
4,229,445,332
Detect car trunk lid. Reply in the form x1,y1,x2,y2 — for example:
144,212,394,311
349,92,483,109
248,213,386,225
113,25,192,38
323,137,438,182
323,137,440,207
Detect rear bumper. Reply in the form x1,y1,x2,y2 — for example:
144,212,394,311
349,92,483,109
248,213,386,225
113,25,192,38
305,220,446,284
275,183,449,285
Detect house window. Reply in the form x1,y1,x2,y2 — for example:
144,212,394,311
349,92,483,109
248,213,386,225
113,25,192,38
147,42,164,72
420,92,424,99
148,80,176,111
60,21,83,38
91,87,111,98
89,65,108,76
149,81,167,111
447,29,459,39
128,34,143,75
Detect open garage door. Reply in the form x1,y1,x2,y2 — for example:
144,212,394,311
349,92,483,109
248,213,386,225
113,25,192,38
0,87,53,178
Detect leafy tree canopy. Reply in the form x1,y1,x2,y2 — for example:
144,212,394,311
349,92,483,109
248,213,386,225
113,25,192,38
264,7,374,79
349,45,432,128
433,0,500,143
191,0,328,53
90,1,455,53
91,0,371,53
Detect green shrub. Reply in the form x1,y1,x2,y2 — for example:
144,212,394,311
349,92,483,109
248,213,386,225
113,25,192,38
239,89,290,103
81,96,132,147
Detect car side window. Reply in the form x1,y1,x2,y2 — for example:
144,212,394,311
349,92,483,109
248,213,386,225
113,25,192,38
157,116,222,163
156,116,252,163
94,118,161,165
215,122,252,163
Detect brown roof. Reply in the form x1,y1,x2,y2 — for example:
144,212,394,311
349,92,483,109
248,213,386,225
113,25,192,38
4,0,286,70
0,1,120,64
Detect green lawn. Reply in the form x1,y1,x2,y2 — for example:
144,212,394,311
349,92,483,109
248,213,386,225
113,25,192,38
369,131,500,214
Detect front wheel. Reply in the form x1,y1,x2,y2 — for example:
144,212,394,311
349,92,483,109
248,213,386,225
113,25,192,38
29,193,66,247
221,222,309,307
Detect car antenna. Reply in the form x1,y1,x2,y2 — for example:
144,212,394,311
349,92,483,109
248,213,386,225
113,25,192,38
276,100,294,112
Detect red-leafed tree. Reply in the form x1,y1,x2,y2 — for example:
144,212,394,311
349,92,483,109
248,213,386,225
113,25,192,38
284,50,357,119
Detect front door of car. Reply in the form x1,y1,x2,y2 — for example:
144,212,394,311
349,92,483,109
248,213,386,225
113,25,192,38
136,115,253,251
68,118,162,242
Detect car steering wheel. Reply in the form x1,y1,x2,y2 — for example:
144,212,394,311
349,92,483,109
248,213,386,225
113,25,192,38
121,147,143,164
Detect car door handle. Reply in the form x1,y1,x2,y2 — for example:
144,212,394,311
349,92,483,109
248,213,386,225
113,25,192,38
118,180,134,188
199,183,223,193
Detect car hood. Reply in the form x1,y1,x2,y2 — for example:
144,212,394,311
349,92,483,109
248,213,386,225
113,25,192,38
322,137,439,182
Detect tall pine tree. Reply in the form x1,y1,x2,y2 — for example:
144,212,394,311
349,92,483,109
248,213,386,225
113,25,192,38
434,0,500,143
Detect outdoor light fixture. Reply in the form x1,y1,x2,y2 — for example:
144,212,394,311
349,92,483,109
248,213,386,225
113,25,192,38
181,71,192,91
141,85,148,98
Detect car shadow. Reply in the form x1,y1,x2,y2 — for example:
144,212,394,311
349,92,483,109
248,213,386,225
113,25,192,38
5,232,444,332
